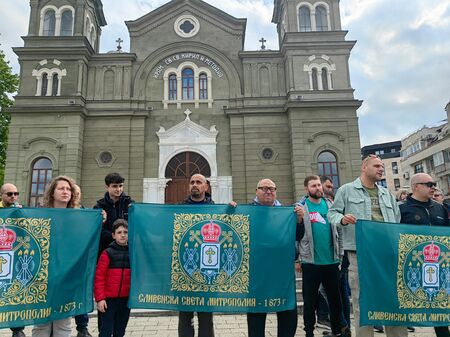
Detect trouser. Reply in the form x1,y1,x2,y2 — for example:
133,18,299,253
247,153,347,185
316,286,329,321
348,251,407,337
75,314,89,331
339,260,351,328
434,326,450,337
302,263,342,336
247,309,298,337
178,311,214,337
98,298,130,337
32,318,71,337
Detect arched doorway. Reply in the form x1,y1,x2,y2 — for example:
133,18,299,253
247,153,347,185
165,151,211,203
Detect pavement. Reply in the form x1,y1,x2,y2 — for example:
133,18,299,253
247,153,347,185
4,312,436,337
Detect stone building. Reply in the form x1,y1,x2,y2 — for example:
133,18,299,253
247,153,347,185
6,0,362,206
400,105,450,196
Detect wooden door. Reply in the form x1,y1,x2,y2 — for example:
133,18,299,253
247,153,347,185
165,151,211,204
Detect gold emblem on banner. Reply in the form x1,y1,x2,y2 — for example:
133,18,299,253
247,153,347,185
0,217,50,306
397,234,450,309
171,213,250,293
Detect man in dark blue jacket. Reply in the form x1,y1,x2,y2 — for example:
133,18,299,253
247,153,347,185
178,174,215,337
400,173,450,337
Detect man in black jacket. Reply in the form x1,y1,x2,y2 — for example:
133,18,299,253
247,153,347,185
178,173,215,337
399,173,450,337
94,173,134,254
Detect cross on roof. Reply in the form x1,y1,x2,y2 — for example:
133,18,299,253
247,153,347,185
116,37,123,51
259,37,266,50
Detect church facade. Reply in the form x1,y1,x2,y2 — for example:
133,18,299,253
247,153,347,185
6,0,362,206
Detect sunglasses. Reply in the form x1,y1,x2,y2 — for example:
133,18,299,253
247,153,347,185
363,154,381,162
4,192,19,197
416,182,437,188
257,186,277,193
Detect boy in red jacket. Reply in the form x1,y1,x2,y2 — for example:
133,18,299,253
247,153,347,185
94,219,131,337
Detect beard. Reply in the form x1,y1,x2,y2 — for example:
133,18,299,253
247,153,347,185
308,190,323,200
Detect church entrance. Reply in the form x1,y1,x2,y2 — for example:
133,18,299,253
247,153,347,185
164,151,211,204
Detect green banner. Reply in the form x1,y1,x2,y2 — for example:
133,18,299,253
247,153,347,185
356,220,450,327
0,207,101,328
129,203,297,312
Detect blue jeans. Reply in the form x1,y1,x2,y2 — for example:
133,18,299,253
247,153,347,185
75,314,89,331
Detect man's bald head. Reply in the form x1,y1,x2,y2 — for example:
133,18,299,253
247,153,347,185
410,173,436,202
189,174,209,201
1,183,19,207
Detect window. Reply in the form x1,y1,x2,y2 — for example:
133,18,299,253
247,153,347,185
394,178,401,189
60,10,73,36
375,150,385,155
169,74,177,100
321,68,328,90
43,10,56,36
51,74,59,96
433,152,444,167
392,161,398,174
315,6,328,31
41,73,48,96
317,151,340,189
29,157,53,207
182,68,194,100
299,6,312,32
414,163,424,174
312,68,318,90
199,73,208,99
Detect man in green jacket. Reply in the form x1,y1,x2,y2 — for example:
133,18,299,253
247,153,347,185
328,155,407,337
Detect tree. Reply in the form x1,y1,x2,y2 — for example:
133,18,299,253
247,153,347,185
0,48,19,185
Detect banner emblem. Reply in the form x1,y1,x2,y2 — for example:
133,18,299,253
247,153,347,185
171,214,250,293
398,234,450,309
0,218,50,307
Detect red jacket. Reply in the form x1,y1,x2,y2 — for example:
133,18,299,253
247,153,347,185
94,242,131,301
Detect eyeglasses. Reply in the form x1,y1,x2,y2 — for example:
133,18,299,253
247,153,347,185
257,186,276,193
3,192,19,197
416,182,437,188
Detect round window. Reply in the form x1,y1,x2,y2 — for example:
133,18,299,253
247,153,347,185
262,148,274,160
99,151,113,164
174,15,200,38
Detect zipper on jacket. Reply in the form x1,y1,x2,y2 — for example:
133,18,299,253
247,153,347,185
118,250,125,297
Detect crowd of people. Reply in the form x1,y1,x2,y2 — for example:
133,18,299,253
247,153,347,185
1,153,449,337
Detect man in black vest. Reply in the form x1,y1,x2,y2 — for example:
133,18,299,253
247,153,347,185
399,173,450,337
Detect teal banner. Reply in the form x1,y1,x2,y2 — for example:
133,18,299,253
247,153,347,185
129,203,297,312
0,208,101,328
356,220,450,327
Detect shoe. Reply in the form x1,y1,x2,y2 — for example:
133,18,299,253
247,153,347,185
76,328,92,337
317,319,332,330
407,327,415,332
374,326,384,333
12,331,25,337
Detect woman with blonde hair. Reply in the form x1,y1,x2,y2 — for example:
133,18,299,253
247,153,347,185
32,175,80,337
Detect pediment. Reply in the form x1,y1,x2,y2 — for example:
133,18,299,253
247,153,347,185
157,109,218,145
126,0,246,37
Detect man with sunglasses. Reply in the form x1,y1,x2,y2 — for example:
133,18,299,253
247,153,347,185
0,183,25,337
328,154,407,337
399,173,450,337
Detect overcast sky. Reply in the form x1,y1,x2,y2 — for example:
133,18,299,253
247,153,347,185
1,0,449,146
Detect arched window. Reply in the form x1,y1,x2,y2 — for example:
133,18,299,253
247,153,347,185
317,151,340,189
322,67,329,90
169,74,177,100
41,73,48,96
60,10,73,36
52,74,59,96
315,6,328,31
299,6,312,32
312,68,318,90
199,73,208,99
182,68,194,100
29,157,53,207
43,10,56,36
